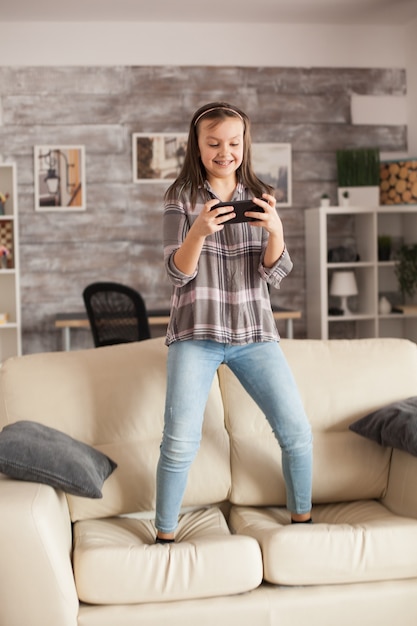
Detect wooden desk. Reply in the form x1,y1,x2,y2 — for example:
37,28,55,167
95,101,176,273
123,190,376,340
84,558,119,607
272,307,301,339
55,306,301,351
54,309,170,351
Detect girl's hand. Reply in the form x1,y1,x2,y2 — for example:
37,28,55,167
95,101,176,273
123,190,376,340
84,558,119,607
248,194,286,267
191,198,236,237
173,199,235,275
246,194,284,238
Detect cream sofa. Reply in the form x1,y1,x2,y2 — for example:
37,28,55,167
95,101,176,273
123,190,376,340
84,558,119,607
1,336,417,626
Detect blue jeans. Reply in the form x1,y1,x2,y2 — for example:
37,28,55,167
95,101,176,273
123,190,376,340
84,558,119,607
155,340,313,533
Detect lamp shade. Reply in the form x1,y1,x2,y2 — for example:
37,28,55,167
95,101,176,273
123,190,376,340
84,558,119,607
330,271,358,297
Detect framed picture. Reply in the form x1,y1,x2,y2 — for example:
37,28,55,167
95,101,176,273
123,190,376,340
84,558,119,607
132,133,188,183
252,143,292,206
34,145,86,212
380,158,417,205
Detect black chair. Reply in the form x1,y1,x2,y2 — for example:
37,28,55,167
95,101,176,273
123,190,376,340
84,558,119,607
82,282,151,347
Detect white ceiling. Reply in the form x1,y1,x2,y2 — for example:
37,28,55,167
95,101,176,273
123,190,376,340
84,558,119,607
1,0,417,24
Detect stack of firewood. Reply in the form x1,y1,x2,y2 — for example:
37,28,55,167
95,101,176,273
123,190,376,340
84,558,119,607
380,160,417,204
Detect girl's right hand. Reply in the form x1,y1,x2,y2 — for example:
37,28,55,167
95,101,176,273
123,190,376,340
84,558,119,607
173,199,235,275
191,199,235,237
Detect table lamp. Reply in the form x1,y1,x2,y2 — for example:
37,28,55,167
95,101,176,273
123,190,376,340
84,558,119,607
330,271,358,315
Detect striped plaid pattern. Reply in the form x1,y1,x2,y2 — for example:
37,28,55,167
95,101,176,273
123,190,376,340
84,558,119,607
163,182,293,346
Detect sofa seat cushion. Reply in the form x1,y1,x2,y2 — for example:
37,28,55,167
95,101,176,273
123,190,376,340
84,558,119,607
229,500,417,586
73,506,262,604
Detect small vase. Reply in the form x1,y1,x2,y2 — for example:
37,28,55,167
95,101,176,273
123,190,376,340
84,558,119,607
378,296,392,315
0,202,4,216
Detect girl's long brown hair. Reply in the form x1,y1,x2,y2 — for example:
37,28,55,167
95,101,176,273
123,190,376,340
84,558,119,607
164,102,274,208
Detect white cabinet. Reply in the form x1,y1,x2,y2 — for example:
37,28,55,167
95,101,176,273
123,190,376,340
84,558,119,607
305,205,417,341
0,163,21,362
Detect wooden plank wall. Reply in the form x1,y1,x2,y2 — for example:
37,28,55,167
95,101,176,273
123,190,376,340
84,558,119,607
0,66,407,353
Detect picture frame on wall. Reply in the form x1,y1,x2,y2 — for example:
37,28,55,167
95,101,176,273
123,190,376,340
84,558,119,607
132,133,188,183
252,143,292,206
34,145,86,212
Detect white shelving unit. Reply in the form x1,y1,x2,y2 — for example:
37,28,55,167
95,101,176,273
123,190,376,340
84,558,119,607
0,162,21,362
305,204,417,341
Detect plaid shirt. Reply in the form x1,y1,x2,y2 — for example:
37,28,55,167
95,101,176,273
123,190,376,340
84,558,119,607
163,181,293,346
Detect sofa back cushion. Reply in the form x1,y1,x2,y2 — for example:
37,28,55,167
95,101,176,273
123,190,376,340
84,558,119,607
0,337,231,521
220,338,417,506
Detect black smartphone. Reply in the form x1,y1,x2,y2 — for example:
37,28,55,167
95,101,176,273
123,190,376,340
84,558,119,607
212,199,264,224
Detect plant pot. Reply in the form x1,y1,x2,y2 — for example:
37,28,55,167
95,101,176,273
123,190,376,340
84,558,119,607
338,186,380,207
378,237,392,261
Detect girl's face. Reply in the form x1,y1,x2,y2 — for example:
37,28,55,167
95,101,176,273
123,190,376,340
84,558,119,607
197,118,244,184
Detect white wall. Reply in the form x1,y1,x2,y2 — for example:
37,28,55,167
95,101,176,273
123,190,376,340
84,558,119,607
405,21,417,154
0,22,407,68
0,19,416,155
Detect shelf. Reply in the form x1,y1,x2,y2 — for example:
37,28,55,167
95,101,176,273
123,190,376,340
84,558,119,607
328,314,375,322
377,205,417,214
0,162,21,359
305,204,417,340
327,262,374,269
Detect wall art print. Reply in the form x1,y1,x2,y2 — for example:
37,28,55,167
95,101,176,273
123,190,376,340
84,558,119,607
132,133,188,183
252,143,292,206
34,145,86,212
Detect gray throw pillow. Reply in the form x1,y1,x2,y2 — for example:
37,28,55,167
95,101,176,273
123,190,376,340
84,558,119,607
0,420,117,498
349,396,417,457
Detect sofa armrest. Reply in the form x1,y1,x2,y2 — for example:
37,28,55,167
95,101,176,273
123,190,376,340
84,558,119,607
0,475,79,626
383,449,417,518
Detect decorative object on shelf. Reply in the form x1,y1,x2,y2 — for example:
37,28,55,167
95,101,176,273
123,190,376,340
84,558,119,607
378,296,392,315
327,245,359,263
0,245,9,269
34,145,86,212
330,270,358,315
377,235,392,261
320,193,330,207
394,243,417,301
336,148,380,206
380,158,417,205
0,312,8,324
251,143,292,206
0,221,13,268
0,191,9,216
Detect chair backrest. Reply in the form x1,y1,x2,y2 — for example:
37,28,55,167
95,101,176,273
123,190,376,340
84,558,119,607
82,282,151,347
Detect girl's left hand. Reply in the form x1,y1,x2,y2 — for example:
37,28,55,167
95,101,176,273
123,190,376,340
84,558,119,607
249,194,286,267
246,194,284,238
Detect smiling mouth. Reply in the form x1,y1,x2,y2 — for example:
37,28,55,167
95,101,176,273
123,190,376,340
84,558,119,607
215,160,233,166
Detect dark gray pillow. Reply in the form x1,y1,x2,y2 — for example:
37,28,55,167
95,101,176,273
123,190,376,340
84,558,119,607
0,420,117,498
349,396,417,457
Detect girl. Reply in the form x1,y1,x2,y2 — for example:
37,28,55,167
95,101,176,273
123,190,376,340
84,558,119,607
155,102,312,543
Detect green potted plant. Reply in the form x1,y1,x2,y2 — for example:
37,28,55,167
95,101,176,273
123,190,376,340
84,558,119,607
378,235,392,261
320,193,330,207
336,148,380,206
394,243,417,301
